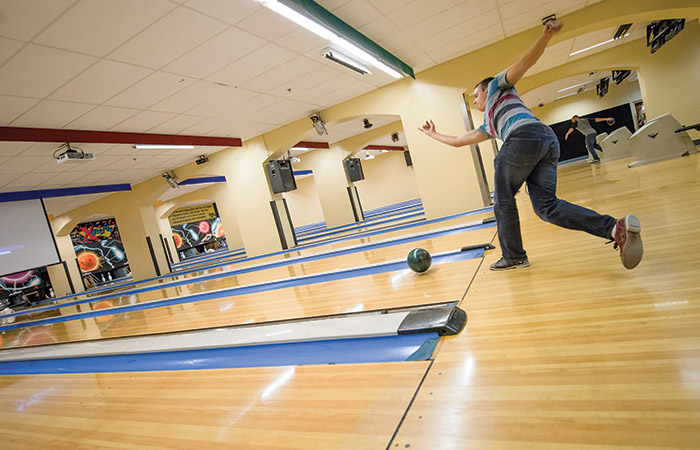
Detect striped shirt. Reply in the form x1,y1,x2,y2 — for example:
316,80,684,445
476,69,540,141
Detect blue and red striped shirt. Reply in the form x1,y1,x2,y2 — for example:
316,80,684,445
476,69,540,141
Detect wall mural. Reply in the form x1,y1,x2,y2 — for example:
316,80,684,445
70,218,128,274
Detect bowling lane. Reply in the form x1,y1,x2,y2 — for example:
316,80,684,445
6,224,496,326
25,208,493,311
0,252,484,348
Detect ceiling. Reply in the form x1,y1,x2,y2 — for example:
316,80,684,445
0,0,664,216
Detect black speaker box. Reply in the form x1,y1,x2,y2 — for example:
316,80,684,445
404,150,413,166
344,157,364,182
266,160,297,194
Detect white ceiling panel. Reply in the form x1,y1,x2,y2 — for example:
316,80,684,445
240,56,322,93
207,43,296,87
109,110,177,133
106,72,196,110
308,80,374,107
151,81,230,114
235,7,298,41
276,28,328,54
11,100,94,129
0,155,53,174
184,0,262,25
0,44,97,98
50,60,153,104
0,0,74,41
164,27,267,79
501,0,586,36
34,0,176,57
148,115,209,134
187,87,260,117
357,16,401,43
0,142,34,157
66,106,140,131
382,0,464,29
0,95,40,125
2,172,58,190
21,142,71,157
419,11,502,52
332,0,382,28
0,37,22,65
107,7,228,69
405,0,497,43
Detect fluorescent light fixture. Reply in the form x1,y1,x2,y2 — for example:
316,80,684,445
323,48,371,75
553,91,578,101
133,144,195,150
254,0,403,79
290,146,308,151
570,33,630,56
557,81,594,92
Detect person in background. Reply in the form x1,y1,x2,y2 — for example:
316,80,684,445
565,115,615,163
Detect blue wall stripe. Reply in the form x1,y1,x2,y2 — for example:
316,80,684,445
178,176,226,185
0,333,439,375
20,221,494,319
2,248,484,331
0,184,132,203
294,170,313,176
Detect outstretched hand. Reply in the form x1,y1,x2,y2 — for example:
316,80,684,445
418,120,436,137
543,20,564,35
607,118,615,125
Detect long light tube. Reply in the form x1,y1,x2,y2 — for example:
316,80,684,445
133,144,195,150
569,33,630,56
254,0,403,78
557,80,594,92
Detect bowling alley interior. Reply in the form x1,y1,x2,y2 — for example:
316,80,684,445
0,0,699,448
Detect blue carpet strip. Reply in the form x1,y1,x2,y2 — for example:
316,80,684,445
12,221,494,321
0,248,484,332
0,333,440,375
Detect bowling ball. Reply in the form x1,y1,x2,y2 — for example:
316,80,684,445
407,248,431,273
78,251,99,272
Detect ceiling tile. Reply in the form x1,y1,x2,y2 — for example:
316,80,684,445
332,0,382,28
0,0,74,41
365,0,409,14
65,106,140,131
240,56,322,93
207,43,296,87
151,81,230,114
163,27,267,79
0,95,40,125
358,16,401,42
148,115,208,134
108,7,228,69
419,11,501,52
106,72,196,110
21,142,68,157
11,100,94,128
34,0,176,56
184,0,261,25
2,171,58,190
50,60,153,104
109,110,177,133
0,37,22,65
0,142,34,157
386,0,463,29
0,44,97,97
0,156,52,174
187,87,259,117
405,0,497,42
276,28,328,54
235,8,298,41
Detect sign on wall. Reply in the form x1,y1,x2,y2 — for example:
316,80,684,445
168,204,217,227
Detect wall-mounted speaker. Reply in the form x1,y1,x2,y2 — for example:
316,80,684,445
266,160,297,194
344,157,364,182
404,150,413,167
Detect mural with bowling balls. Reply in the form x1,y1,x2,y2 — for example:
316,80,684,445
171,217,224,250
70,218,128,274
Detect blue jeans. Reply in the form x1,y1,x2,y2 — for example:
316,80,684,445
585,133,601,160
494,123,616,261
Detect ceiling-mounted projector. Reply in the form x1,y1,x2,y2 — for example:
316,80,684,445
54,143,94,163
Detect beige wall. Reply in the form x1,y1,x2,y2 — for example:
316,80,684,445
354,151,420,212
284,176,324,228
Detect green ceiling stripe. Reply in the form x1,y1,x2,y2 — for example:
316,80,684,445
282,0,415,79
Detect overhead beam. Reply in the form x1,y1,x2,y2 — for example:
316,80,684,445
364,145,405,151
0,127,243,147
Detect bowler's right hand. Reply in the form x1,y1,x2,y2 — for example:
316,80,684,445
419,120,436,137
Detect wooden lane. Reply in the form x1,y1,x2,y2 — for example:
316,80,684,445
0,254,483,348
7,224,497,327
391,155,700,448
0,361,430,449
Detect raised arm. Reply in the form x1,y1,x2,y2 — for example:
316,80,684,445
418,120,488,147
505,20,564,85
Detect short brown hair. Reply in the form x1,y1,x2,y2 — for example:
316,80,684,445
475,77,495,92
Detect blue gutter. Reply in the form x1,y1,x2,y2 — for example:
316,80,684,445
42,206,493,307
1,248,484,332
0,333,439,375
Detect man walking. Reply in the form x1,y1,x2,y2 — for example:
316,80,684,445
418,21,643,270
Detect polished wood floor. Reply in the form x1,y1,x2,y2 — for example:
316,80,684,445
2,154,699,448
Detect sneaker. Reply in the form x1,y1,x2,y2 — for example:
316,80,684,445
489,257,530,271
589,159,601,164
609,214,643,269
